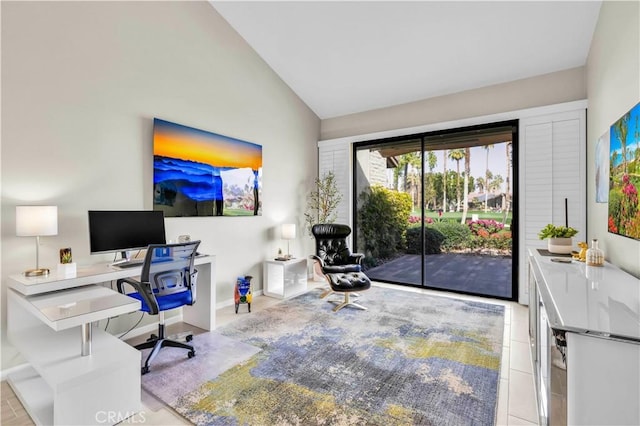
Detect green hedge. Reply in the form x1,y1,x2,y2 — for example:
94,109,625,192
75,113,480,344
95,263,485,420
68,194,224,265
406,225,446,254
358,186,412,262
429,221,473,250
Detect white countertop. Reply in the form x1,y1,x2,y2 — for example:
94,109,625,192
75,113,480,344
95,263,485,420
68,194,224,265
8,255,212,296
529,248,640,342
9,285,141,331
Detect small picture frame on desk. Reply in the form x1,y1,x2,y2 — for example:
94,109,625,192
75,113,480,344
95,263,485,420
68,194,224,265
58,247,76,276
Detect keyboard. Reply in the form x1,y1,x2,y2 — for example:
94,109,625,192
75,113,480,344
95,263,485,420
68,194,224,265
115,262,143,269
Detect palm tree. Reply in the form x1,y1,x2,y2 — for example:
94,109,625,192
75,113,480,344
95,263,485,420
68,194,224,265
475,177,486,193
483,144,495,212
610,150,619,174
407,170,421,209
448,149,465,211
461,147,471,224
503,142,513,224
612,112,630,174
490,174,504,194
424,151,438,209
442,149,447,211
400,152,420,192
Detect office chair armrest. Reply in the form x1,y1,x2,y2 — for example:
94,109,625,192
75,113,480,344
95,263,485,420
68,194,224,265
116,277,159,315
309,254,326,268
348,253,365,264
189,270,198,305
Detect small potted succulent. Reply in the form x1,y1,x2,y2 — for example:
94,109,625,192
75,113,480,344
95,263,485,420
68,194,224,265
57,247,77,276
538,224,578,254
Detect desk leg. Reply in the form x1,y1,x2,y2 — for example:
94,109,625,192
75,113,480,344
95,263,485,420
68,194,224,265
81,323,91,356
183,261,215,331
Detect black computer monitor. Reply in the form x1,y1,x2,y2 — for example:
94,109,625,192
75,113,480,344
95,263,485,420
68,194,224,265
88,210,166,264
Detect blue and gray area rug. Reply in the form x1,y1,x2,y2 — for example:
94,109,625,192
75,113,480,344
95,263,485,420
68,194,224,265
143,286,505,425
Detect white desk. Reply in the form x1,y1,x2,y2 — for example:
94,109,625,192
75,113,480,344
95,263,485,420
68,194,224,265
7,255,216,425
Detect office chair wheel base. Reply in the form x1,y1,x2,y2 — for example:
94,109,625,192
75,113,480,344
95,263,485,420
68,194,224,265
141,366,150,375
186,335,193,342
188,350,196,359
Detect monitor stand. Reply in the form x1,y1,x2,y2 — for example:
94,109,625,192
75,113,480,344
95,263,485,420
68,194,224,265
111,251,134,267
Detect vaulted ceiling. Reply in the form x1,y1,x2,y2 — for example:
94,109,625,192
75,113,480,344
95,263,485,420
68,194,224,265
211,1,602,119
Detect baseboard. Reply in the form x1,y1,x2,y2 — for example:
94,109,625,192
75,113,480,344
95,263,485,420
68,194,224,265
0,362,30,382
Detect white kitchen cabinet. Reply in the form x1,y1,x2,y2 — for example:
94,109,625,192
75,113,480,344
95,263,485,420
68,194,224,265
528,248,640,425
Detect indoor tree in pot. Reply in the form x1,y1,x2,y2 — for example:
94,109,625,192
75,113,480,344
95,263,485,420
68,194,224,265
304,171,343,235
304,171,343,279
538,224,578,254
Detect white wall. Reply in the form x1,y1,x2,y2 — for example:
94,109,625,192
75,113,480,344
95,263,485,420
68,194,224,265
321,66,586,140
1,1,319,371
586,0,640,277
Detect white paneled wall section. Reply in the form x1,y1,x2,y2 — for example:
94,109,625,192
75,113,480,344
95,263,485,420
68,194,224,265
318,100,587,303
318,141,351,226
518,109,587,304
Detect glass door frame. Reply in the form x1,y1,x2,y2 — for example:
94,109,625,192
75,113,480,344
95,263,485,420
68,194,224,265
351,120,519,301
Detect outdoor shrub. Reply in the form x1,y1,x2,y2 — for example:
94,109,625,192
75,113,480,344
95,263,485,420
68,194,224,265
358,185,413,261
608,174,640,238
408,215,434,224
486,232,512,251
406,225,445,254
429,221,473,250
467,219,504,235
464,230,512,252
608,189,622,233
477,228,490,238
620,174,639,235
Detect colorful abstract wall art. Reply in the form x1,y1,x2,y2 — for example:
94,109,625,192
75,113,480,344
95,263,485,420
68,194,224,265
153,118,262,217
608,101,640,239
595,130,609,203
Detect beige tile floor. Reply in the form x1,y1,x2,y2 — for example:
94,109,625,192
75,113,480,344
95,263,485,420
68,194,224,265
1,282,538,425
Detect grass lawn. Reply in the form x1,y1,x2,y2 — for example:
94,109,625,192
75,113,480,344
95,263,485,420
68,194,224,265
421,210,513,227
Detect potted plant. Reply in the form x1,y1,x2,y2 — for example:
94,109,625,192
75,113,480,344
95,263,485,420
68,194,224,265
304,171,342,235
538,224,578,254
304,171,342,279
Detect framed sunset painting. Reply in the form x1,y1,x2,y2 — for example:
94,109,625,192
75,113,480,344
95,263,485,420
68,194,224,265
608,101,640,239
153,118,262,217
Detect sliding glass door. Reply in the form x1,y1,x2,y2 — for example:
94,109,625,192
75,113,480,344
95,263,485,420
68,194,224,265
353,121,517,300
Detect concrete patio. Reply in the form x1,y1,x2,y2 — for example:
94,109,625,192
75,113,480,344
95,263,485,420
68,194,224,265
365,253,513,299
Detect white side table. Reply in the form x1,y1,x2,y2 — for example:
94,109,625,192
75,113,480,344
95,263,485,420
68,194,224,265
263,258,307,299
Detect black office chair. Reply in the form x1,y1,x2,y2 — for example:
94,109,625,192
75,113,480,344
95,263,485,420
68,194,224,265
310,224,371,312
117,240,200,374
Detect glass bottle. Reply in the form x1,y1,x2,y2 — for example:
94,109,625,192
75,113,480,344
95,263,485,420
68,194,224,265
586,239,604,267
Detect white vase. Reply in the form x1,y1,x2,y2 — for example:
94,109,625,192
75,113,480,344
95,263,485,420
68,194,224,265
57,262,77,277
547,237,573,254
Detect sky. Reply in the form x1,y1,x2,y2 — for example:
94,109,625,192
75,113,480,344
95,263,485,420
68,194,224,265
430,142,510,193
609,102,640,167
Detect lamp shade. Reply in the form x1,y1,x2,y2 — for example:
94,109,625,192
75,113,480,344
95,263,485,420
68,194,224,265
16,206,58,236
281,223,296,240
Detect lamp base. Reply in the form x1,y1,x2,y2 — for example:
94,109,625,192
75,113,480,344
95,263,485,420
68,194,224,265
24,268,50,277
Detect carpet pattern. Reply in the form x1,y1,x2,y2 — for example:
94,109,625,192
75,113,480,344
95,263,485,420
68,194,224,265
164,286,504,425
141,333,261,405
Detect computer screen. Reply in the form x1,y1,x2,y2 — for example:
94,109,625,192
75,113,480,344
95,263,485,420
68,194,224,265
88,210,166,258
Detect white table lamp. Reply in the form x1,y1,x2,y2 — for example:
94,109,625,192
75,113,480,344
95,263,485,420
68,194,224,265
16,205,58,276
281,223,296,259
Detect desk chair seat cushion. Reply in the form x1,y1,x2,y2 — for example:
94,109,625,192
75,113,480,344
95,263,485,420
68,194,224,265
127,291,194,313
